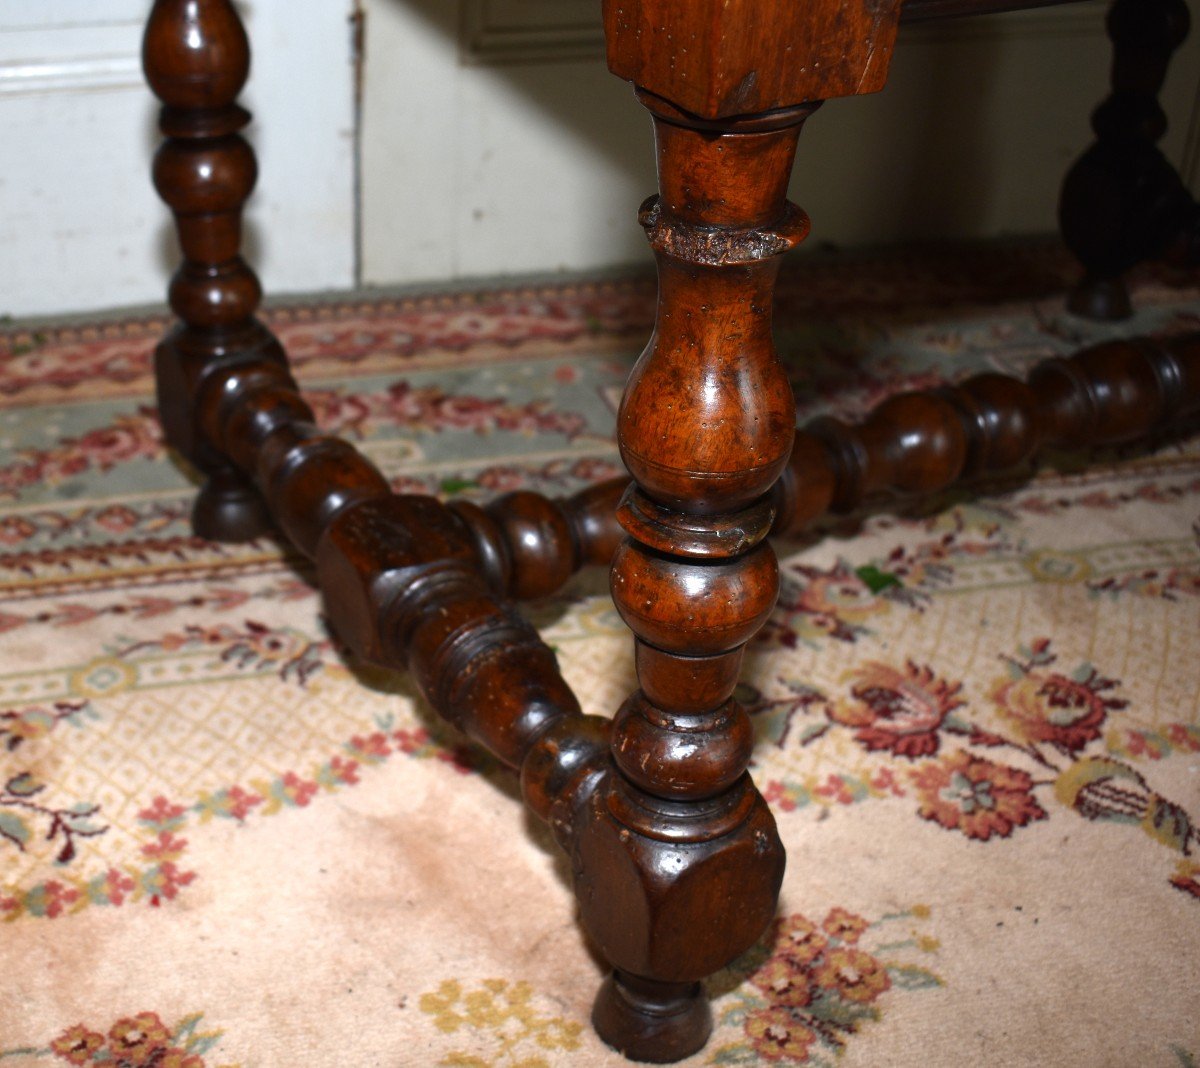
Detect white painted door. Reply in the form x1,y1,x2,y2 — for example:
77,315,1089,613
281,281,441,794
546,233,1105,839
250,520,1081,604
0,0,357,318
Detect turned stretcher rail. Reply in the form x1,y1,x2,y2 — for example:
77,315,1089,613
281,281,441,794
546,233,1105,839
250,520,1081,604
193,325,1200,778
432,331,1200,587
144,0,615,858
198,346,616,843
176,301,1200,851
773,332,1200,534
172,326,1200,621
186,312,1200,779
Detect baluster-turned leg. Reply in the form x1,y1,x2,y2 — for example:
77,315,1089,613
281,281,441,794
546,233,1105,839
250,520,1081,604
143,0,285,540
1060,0,1195,320
571,98,817,1062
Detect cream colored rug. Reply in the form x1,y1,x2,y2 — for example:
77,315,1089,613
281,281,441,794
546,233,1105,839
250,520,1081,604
1,245,1197,1066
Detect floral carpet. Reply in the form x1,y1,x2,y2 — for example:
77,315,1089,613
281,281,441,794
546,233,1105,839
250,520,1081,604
1,243,1198,1067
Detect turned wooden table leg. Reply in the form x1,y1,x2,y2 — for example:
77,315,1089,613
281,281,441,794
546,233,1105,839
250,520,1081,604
583,3,903,1058
1060,0,1194,320
572,99,819,1063
143,0,289,541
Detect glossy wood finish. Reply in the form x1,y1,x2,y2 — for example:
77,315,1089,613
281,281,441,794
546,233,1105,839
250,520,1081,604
1060,0,1198,318
451,480,624,600
773,332,1200,534
141,0,616,999
603,0,904,120
529,329,1200,568
589,3,915,1056
144,0,282,542
142,0,1197,1064
579,105,807,1062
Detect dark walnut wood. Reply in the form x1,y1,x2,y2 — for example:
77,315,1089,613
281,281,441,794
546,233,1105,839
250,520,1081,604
185,339,623,831
144,0,287,542
290,324,1200,602
557,330,1200,564
603,0,905,120
773,332,1200,533
140,0,615,972
588,2,908,1059
451,480,624,600
579,106,806,1061
142,0,1199,1064
1060,0,1198,319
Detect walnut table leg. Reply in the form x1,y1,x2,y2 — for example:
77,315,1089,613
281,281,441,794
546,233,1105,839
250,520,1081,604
143,0,288,541
572,97,823,1063
1060,0,1195,319
585,2,905,1057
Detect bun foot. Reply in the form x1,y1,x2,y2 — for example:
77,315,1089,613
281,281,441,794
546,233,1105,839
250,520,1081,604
1067,275,1132,322
192,469,272,543
592,971,712,1063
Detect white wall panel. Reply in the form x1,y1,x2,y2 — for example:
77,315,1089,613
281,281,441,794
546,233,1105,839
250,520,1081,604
360,0,650,287
361,0,1200,286
460,0,600,63
0,1,357,318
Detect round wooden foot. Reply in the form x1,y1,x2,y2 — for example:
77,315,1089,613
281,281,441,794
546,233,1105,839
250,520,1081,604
592,971,712,1063
192,469,272,543
1067,275,1132,321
